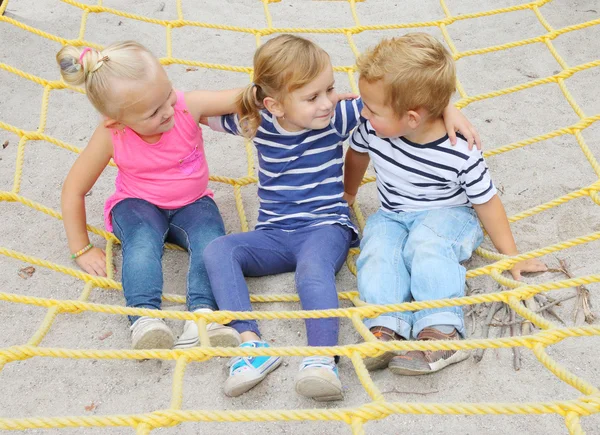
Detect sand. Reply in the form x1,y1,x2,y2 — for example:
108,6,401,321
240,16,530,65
0,0,599,434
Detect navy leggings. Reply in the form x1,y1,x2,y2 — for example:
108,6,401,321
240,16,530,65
203,224,352,346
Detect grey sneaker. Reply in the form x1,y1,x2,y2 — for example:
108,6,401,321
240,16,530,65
388,327,469,375
130,316,175,350
295,356,342,402
174,309,242,349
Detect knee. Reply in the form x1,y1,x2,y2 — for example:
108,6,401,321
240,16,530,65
203,236,235,268
359,221,397,263
187,227,227,255
403,237,455,271
122,227,164,256
357,233,398,274
203,236,224,262
361,222,387,249
296,261,335,289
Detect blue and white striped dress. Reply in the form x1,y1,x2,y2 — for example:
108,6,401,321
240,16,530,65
209,98,363,243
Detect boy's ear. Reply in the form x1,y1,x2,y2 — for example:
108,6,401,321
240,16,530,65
263,97,284,117
406,110,421,129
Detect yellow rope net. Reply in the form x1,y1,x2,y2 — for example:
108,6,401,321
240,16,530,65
0,0,599,433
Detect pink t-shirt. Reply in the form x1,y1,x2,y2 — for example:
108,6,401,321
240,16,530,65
103,90,213,231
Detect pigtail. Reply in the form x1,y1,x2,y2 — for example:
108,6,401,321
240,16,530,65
236,83,263,139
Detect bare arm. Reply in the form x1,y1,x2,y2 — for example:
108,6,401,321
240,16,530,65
473,195,517,255
62,125,113,276
184,88,243,123
443,104,482,150
343,148,370,206
473,195,547,279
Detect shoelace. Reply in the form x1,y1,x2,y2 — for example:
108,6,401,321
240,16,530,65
300,356,336,371
131,316,162,330
227,342,261,372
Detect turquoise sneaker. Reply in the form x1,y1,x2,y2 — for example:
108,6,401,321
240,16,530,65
295,356,343,401
224,341,282,397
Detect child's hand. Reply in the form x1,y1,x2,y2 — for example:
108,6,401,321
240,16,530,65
199,116,209,126
443,105,482,150
343,192,356,206
335,92,359,103
76,247,107,277
509,258,548,281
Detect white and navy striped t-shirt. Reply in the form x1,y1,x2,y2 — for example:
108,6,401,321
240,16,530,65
350,120,497,213
209,98,363,241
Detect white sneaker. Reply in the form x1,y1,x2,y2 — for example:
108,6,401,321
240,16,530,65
174,309,242,349
130,316,175,350
295,356,343,401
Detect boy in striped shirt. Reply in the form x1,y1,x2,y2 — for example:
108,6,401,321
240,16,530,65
344,33,547,375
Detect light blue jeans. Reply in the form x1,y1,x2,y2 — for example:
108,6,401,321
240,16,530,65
357,207,483,339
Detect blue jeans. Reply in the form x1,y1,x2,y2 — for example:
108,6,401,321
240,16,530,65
357,207,483,339
203,224,353,347
112,196,226,323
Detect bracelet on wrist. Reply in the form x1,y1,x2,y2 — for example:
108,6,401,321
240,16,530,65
71,243,93,259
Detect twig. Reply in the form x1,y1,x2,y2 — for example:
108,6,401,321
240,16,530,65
465,281,473,296
469,308,477,336
489,321,522,327
488,295,577,327
521,297,538,335
553,259,595,324
535,293,555,305
498,305,508,339
474,302,502,363
546,306,566,325
578,289,596,323
537,294,576,313
510,309,521,371
381,388,440,396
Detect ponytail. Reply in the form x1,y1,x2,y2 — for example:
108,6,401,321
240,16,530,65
236,83,264,139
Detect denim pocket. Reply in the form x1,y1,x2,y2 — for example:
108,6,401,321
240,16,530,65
178,146,203,175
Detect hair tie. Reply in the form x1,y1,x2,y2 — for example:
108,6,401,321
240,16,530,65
91,55,109,73
79,47,92,64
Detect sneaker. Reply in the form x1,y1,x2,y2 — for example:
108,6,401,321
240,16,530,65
388,327,469,375
363,326,404,371
130,316,175,350
295,356,343,402
224,341,282,397
174,310,242,349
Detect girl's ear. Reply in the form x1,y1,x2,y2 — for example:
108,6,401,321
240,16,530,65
103,117,120,129
263,97,285,117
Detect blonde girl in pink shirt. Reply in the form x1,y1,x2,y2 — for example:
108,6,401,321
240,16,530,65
57,41,241,350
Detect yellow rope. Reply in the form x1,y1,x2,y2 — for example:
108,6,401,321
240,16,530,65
0,0,599,433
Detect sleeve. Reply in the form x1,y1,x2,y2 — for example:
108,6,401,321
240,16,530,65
207,113,242,136
331,97,363,137
458,151,497,204
349,120,371,154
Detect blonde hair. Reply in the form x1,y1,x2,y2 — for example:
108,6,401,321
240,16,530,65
237,34,331,138
56,41,159,118
357,33,455,118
